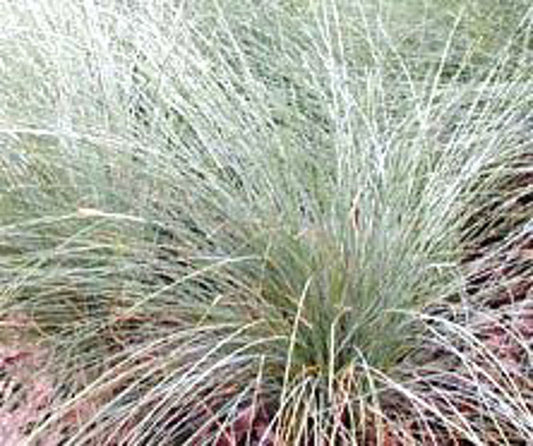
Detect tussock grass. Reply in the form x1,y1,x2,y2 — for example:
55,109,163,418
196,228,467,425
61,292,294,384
1,0,532,444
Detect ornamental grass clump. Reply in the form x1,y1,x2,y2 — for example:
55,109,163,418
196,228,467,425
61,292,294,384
0,0,532,444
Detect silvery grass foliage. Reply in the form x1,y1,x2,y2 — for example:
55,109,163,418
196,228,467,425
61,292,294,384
0,0,532,444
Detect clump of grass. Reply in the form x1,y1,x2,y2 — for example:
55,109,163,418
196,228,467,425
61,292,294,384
1,0,532,444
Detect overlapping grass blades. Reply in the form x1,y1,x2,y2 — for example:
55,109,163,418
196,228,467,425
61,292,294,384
1,0,532,444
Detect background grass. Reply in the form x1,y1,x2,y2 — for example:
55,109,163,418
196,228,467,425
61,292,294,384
1,0,532,444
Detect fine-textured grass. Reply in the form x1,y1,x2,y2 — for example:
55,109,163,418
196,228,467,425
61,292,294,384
1,0,532,444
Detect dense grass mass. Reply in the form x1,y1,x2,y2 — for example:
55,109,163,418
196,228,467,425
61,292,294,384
1,0,532,444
